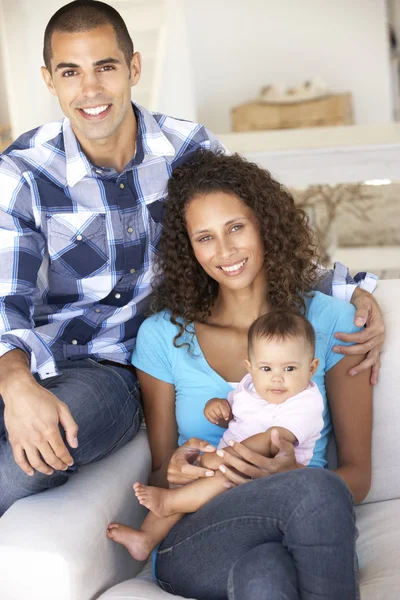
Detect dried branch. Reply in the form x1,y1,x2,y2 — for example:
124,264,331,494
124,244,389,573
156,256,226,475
291,183,374,266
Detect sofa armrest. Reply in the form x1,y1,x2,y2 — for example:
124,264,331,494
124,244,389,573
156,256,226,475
0,429,151,600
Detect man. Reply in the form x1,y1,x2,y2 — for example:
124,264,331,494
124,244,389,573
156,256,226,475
0,0,383,516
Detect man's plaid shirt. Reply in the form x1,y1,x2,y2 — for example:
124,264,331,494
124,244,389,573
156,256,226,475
0,103,377,380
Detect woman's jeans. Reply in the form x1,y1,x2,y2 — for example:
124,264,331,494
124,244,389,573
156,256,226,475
0,358,141,516
155,468,359,600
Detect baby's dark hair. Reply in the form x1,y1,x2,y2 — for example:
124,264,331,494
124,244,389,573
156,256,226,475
248,309,316,358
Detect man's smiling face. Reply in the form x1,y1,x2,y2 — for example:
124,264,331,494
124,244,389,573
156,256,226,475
42,24,141,143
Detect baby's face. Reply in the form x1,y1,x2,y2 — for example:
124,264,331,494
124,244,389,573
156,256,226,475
246,336,319,404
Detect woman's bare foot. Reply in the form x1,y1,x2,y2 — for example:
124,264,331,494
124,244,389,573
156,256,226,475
107,523,154,561
133,482,176,518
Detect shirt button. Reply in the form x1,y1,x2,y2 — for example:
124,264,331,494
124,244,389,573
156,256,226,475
95,309,101,313
119,183,125,189
95,169,103,175
130,268,136,274
127,226,133,233
71,339,78,345
115,293,121,299
76,234,83,241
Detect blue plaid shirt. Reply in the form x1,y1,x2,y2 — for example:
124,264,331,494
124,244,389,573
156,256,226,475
0,103,376,380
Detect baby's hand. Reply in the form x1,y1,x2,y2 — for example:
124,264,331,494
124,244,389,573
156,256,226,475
204,398,232,427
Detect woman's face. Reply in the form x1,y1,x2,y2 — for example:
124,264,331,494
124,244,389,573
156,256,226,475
185,191,265,291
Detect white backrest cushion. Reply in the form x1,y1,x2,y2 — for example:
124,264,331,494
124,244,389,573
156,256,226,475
356,280,400,503
326,279,400,503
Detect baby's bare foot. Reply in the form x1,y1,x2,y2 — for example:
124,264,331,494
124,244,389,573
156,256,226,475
107,523,154,561
133,482,176,518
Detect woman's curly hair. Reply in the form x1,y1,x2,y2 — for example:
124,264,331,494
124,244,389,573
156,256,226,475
152,150,321,345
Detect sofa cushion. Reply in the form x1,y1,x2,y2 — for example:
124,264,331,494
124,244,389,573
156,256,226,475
317,279,400,504
356,498,400,599
361,280,400,503
0,430,151,600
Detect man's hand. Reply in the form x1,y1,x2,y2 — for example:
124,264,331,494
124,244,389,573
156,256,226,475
204,397,232,426
4,380,78,476
333,287,384,385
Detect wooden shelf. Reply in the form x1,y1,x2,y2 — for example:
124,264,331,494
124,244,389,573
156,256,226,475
219,123,400,187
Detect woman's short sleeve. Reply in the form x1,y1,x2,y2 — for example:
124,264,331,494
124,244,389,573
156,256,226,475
308,292,363,373
131,313,174,384
324,299,362,372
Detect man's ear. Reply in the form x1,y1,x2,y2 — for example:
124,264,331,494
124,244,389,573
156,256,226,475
41,66,58,97
310,357,319,377
129,52,142,87
244,358,252,373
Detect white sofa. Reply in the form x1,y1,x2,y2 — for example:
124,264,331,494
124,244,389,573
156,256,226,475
1,279,400,600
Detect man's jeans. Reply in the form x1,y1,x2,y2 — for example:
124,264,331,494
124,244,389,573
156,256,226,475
0,358,141,516
155,468,359,600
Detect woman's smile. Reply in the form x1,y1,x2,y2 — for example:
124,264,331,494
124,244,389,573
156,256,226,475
218,258,248,276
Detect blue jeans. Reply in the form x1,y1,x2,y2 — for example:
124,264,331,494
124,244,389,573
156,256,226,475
0,358,141,516
155,468,359,600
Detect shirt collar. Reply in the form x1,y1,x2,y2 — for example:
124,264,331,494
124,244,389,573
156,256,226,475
135,102,175,158
64,102,176,187
64,119,93,188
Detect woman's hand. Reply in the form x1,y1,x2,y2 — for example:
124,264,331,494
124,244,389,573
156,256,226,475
167,437,217,486
217,429,301,486
334,288,384,385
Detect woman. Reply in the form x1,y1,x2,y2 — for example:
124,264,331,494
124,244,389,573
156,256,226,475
109,151,372,599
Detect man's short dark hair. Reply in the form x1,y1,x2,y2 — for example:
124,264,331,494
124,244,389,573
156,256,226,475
248,309,316,357
43,0,134,71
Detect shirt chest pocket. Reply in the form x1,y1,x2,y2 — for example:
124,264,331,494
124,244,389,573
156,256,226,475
46,212,110,278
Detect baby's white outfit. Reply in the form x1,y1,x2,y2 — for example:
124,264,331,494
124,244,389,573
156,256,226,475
218,374,324,466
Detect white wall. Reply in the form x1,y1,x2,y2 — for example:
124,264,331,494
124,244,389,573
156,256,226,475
153,0,197,121
184,0,393,133
0,4,9,124
0,0,66,138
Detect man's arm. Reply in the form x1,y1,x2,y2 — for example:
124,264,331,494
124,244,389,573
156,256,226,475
0,158,59,377
0,159,78,474
316,261,378,300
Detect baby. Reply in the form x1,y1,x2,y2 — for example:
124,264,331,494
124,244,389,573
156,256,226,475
107,309,324,561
